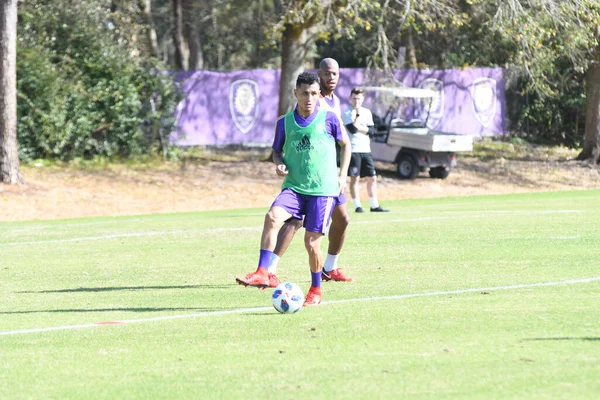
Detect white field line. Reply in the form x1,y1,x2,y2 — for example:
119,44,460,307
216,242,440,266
0,209,584,247
1,212,268,234
0,227,261,246
1,276,598,337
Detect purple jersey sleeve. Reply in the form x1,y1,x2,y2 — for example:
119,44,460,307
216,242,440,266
325,111,345,142
272,116,286,152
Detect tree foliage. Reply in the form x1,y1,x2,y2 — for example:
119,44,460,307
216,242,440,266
6,0,600,164
314,0,598,150
481,0,600,158
16,0,180,161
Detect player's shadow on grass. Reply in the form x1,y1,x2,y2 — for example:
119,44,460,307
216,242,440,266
18,284,231,293
524,337,600,342
0,306,237,315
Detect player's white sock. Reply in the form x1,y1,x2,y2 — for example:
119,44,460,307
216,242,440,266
323,253,339,272
268,254,280,274
369,197,379,209
353,198,362,209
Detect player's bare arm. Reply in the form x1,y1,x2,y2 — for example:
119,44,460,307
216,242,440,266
273,151,288,176
337,133,351,195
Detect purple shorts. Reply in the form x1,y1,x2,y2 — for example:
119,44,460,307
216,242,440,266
336,191,348,206
272,188,336,234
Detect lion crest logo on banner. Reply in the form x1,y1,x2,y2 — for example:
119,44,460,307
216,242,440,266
471,77,497,128
229,79,259,134
418,78,444,129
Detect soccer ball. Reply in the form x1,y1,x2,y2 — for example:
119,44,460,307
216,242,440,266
272,282,304,314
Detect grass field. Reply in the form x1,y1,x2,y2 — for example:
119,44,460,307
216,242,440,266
1,190,599,399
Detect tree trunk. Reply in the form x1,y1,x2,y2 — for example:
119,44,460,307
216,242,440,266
277,23,307,117
139,0,159,57
406,27,418,69
184,0,203,70
578,54,600,163
0,0,22,184
187,28,203,70
172,0,189,70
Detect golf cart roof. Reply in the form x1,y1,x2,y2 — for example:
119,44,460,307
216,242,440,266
357,86,437,99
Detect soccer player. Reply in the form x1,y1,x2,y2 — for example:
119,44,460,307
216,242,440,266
235,72,351,306
267,58,354,287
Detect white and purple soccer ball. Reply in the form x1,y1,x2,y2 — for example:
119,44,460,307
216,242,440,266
272,282,304,314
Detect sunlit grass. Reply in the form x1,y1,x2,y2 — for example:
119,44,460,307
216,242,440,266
1,190,599,399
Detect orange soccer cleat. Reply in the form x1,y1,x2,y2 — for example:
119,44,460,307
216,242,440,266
303,286,322,306
268,273,281,288
321,268,353,282
235,268,269,288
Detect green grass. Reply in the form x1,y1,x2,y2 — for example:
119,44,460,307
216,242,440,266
1,190,599,399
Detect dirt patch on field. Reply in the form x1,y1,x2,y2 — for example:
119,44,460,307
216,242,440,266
1,145,599,222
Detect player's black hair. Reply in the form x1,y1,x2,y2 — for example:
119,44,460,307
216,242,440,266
296,72,320,88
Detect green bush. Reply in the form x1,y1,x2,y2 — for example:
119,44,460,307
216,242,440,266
505,67,586,148
17,0,180,161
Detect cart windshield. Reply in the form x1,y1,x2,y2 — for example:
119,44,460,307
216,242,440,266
358,86,437,130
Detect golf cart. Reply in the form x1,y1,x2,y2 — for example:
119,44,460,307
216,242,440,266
359,86,473,180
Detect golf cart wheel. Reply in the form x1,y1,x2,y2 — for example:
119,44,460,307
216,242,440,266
429,166,450,179
396,153,419,180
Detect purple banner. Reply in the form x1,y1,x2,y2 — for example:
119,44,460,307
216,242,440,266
171,67,505,146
